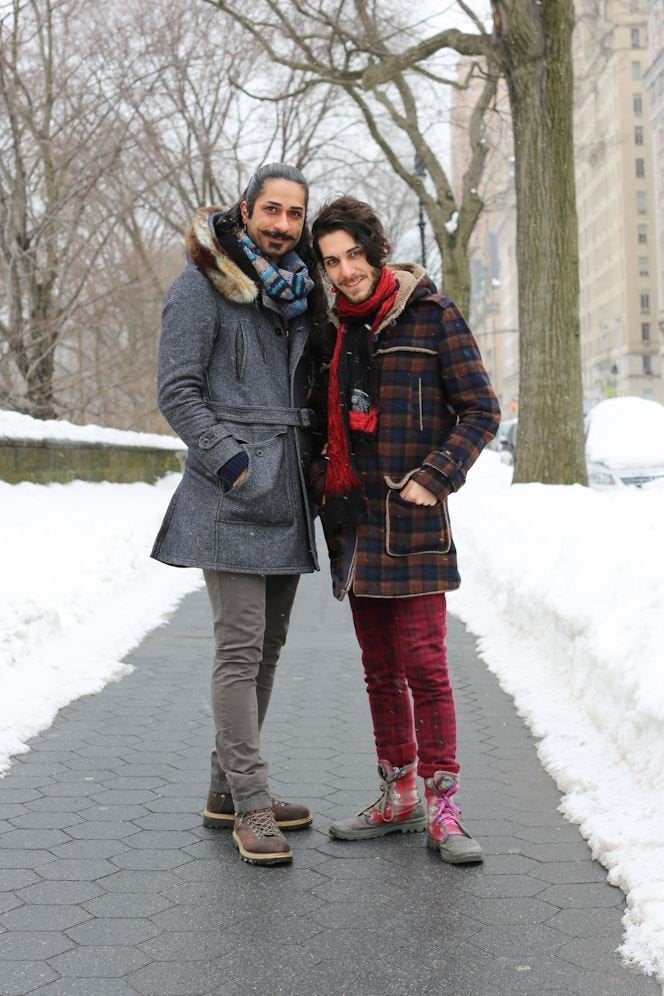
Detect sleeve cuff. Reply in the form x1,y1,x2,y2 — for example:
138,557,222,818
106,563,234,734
411,465,453,501
218,450,249,486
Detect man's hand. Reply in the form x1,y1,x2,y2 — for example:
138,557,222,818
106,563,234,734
233,469,248,487
399,479,437,506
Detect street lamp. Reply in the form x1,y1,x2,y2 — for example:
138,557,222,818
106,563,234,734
414,151,427,269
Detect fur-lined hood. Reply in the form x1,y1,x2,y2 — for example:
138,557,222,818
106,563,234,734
185,207,258,305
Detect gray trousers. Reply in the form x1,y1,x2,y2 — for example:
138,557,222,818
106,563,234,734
203,570,300,815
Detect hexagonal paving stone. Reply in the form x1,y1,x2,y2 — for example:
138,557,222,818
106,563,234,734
8,812,85,830
98,870,182,894
0,904,91,931
81,892,174,918
37,858,118,881
120,830,199,850
0,849,55,869
16,881,103,905
127,959,227,995
109,849,192,871
547,907,626,938
25,796,94,813
0,829,70,849
66,916,160,946
0,930,74,959
48,944,152,977
65,821,139,840
0,961,57,993
470,922,568,958
455,873,548,899
48,839,128,860
536,883,625,909
0,869,40,891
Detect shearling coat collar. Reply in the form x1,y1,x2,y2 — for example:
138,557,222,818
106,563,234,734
185,207,258,305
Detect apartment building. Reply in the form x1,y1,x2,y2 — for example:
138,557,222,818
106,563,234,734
645,0,664,353
575,0,663,402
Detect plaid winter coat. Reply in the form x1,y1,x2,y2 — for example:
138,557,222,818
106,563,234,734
311,263,500,600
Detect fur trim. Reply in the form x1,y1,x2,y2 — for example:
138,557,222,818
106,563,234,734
185,207,258,304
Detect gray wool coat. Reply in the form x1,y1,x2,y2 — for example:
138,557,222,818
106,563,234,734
151,207,319,575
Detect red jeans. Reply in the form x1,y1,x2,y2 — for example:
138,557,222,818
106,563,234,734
349,592,459,778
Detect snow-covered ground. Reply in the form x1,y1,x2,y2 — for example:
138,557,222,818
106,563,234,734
447,455,664,986
0,474,202,771
1,413,664,987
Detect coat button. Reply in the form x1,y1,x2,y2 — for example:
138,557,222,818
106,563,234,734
256,448,264,456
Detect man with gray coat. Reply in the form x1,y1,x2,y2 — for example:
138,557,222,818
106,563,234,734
151,163,325,866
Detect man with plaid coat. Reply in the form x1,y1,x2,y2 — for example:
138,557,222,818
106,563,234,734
310,196,500,864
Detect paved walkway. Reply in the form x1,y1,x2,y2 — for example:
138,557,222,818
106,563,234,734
0,563,660,995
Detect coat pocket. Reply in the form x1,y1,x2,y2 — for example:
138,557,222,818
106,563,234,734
218,430,293,526
384,486,451,557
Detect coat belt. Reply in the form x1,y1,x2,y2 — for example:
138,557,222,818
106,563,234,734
207,403,316,429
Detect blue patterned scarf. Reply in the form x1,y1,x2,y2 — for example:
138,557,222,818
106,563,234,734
238,231,314,320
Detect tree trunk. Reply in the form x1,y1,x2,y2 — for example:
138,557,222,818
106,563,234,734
439,236,471,318
501,0,587,484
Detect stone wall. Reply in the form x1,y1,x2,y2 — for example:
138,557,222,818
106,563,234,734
0,438,185,485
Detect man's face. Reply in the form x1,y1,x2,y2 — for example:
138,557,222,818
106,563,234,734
317,229,381,304
240,178,306,261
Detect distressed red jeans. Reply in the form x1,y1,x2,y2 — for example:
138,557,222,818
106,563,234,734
348,592,459,778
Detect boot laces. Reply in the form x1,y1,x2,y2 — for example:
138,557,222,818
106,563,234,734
432,782,464,835
358,769,404,823
240,808,279,837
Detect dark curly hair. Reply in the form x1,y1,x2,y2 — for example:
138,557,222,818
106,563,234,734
311,196,391,268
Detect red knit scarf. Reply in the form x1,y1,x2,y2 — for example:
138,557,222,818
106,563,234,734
324,267,398,514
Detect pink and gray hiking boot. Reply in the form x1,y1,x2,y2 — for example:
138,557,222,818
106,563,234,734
425,771,483,864
328,760,426,840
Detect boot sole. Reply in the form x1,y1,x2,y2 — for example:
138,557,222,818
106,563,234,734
329,818,426,841
426,834,484,864
232,830,292,866
203,810,312,831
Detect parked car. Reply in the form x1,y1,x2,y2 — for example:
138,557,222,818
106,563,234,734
498,418,518,466
585,396,664,489
488,417,517,454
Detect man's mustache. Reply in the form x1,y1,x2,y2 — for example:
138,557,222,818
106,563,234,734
263,230,293,240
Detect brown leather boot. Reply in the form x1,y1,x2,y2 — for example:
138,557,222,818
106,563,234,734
232,808,293,866
203,791,312,830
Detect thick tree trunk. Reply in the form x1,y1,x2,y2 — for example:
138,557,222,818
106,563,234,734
502,0,587,484
439,237,471,318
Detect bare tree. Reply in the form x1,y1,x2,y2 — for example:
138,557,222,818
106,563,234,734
0,0,155,418
205,0,586,486
0,0,355,430
204,0,499,317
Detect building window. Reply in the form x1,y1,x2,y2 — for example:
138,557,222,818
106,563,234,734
638,224,648,244
635,126,644,145
636,190,647,213
633,94,643,116
642,322,651,342
640,291,650,313
639,257,649,276
632,61,641,80
643,354,653,376
631,27,641,48
636,158,645,177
